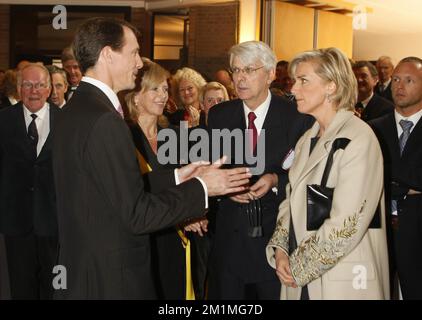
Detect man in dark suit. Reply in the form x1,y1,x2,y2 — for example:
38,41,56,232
61,46,82,101
0,63,59,299
375,56,394,102
353,60,394,122
52,17,251,299
206,41,312,299
370,57,422,300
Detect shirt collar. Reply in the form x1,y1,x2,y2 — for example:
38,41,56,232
81,76,120,111
382,78,391,88
243,90,272,120
395,108,422,130
23,102,49,119
361,92,374,108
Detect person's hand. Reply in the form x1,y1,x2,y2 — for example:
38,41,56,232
408,189,422,195
249,173,278,199
187,105,200,127
275,248,297,288
184,218,208,237
229,191,252,204
198,156,251,197
177,161,210,183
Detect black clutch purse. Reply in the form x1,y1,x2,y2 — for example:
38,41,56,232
306,138,350,231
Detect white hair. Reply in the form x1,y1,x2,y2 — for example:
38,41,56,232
229,41,277,71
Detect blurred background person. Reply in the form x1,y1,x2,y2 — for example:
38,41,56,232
0,69,20,109
200,81,229,125
169,67,206,128
266,47,389,300
375,56,394,102
46,65,68,108
270,60,293,97
214,69,237,100
353,60,394,121
61,46,82,100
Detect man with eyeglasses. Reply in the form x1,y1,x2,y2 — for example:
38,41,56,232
206,41,313,299
0,63,60,299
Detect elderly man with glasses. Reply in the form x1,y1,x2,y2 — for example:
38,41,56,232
0,63,60,299
205,41,313,299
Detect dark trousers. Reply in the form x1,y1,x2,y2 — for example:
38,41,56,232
208,267,281,300
191,232,213,300
4,233,58,299
396,200,422,300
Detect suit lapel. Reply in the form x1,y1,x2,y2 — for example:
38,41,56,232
383,113,401,159
401,115,422,159
291,110,354,188
37,104,57,161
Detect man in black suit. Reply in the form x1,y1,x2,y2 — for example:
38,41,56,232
52,17,251,299
0,63,59,299
353,60,394,122
375,56,394,102
61,46,82,101
206,41,312,299
370,57,422,299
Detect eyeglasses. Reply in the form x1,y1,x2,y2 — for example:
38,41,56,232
21,82,49,90
230,66,264,76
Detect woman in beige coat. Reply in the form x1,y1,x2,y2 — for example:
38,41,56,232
266,48,390,300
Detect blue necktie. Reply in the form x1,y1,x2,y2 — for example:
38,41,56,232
391,119,414,214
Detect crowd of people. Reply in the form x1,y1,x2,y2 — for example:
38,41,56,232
0,17,421,300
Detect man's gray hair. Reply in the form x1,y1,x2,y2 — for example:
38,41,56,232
229,41,277,71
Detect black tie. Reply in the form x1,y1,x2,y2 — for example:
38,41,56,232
28,114,38,147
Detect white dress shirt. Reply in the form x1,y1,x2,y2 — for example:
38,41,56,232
394,108,422,138
243,90,271,135
23,102,50,157
82,76,209,208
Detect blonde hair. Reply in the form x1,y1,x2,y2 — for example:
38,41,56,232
289,47,357,111
125,57,170,124
200,81,229,103
171,67,206,108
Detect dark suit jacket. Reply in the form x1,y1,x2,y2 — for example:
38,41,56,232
0,96,13,110
358,93,394,122
0,102,59,237
370,112,422,299
206,95,313,283
52,81,205,299
375,81,393,103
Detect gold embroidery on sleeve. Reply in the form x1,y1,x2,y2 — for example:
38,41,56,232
290,204,364,287
268,217,289,253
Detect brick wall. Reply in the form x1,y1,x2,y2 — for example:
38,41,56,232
0,5,10,69
131,7,153,59
188,2,238,80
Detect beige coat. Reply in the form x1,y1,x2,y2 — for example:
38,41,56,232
266,110,390,300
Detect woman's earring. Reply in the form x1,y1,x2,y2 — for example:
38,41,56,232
326,93,332,103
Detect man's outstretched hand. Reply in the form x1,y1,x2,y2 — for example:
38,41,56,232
177,156,251,196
